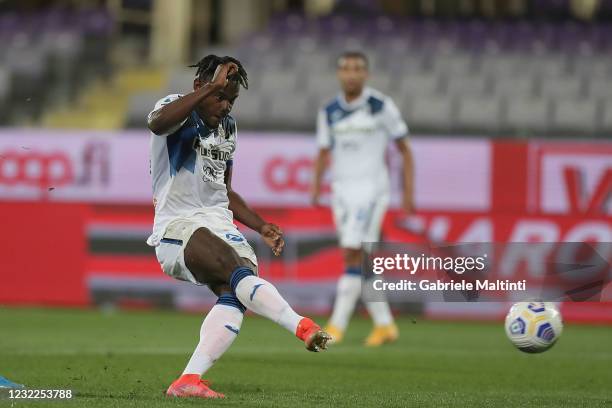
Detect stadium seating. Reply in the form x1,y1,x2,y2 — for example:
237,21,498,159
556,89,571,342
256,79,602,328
151,15,612,136
600,100,612,132
3,8,610,137
550,98,598,133
455,95,502,133
0,7,113,125
406,95,454,132
504,96,550,134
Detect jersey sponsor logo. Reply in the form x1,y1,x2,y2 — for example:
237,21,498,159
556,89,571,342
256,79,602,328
334,124,377,135
193,138,232,161
198,147,231,161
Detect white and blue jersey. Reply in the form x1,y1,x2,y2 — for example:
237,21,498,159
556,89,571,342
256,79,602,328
317,87,408,248
146,94,237,247
316,87,408,196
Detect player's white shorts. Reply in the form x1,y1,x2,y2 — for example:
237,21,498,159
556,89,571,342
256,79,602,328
331,190,389,249
154,211,257,285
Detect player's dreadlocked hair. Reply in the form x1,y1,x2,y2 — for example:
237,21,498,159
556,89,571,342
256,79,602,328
189,54,248,90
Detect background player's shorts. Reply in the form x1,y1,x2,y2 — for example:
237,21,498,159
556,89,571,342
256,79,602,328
331,190,389,249
154,211,257,285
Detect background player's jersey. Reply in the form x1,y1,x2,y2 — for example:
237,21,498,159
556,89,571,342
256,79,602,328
316,87,408,196
146,94,237,246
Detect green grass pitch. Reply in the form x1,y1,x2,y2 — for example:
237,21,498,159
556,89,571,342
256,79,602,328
1,307,611,407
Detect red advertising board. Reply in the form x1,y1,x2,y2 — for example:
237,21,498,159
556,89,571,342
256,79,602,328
0,131,609,321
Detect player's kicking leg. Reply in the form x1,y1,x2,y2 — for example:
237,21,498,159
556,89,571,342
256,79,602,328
166,227,330,398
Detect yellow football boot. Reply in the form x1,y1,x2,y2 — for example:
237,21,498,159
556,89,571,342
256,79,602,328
364,323,399,347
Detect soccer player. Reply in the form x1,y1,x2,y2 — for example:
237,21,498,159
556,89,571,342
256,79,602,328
311,51,414,346
147,55,331,399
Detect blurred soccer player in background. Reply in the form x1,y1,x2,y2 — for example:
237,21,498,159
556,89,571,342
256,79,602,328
311,51,414,346
147,55,330,399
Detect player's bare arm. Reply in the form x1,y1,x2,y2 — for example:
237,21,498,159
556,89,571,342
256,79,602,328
224,165,285,256
310,147,330,206
395,138,414,213
147,62,238,135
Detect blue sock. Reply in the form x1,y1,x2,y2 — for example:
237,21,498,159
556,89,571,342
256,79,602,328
216,293,246,313
229,266,255,294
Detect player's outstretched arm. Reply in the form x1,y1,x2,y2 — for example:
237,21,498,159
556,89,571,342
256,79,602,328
224,165,285,256
147,63,238,136
396,138,414,213
310,148,330,206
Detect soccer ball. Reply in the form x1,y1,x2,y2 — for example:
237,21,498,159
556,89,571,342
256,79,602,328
504,302,563,353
